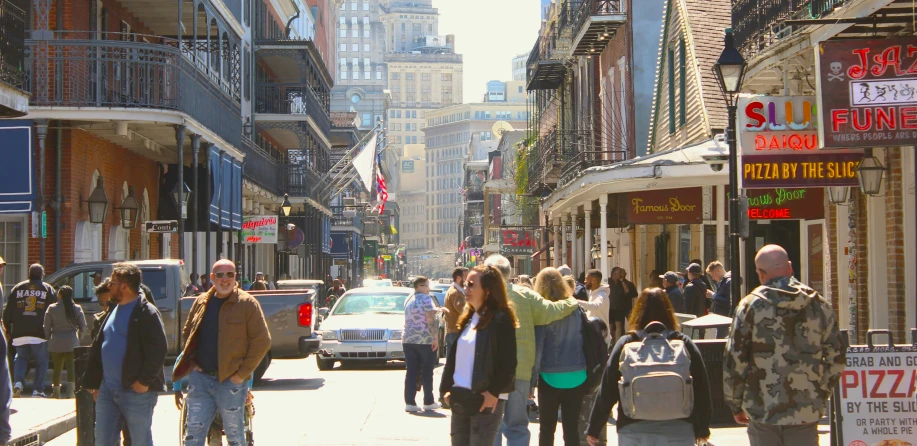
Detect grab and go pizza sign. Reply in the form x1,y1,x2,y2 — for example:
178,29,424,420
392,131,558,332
837,342,917,446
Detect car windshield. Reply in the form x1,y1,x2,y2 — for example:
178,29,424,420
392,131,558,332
363,280,392,287
332,293,409,315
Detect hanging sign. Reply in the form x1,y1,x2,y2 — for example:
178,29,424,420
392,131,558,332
738,96,822,156
816,37,917,148
144,220,178,233
626,188,702,224
242,216,278,244
500,229,536,255
741,153,862,188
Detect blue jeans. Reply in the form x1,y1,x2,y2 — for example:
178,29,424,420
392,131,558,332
13,342,48,393
94,382,157,446
403,343,436,406
183,371,248,446
494,379,531,446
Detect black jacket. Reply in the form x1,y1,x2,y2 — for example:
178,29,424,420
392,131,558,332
684,278,708,318
665,285,685,313
587,330,712,438
2,280,56,340
439,309,517,397
81,296,167,391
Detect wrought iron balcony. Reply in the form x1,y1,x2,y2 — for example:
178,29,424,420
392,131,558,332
255,83,331,136
0,0,26,96
25,31,242,148
465,188,484,202
240,137,283,196
571,0,627,56
330,206,363,231
281,162,322,198
527,129,567,196
732,0,851,58
559,149,628,187
526,31,571,91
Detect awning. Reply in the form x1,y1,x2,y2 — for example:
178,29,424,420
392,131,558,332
0,121,34,213
531,243,550,259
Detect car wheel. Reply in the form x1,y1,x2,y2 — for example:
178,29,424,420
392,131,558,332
253,352,271,383
316,356,335,371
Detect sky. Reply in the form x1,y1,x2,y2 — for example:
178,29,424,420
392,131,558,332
436,0,542,103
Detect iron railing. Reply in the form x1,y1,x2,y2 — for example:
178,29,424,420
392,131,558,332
0,0,26,90
559,149,628,187
573,0,625,35
255,83,331,136
732,0,851,57
281,163,322,198
527,129,570,193
25,31,242,148
330,206,363,231
240,137,282,196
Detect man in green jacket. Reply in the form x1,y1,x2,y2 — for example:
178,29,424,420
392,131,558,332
484,255,578,446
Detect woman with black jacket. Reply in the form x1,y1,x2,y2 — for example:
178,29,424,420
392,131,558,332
440,265,519,446
586,287,712,446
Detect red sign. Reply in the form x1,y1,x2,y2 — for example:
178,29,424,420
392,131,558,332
741,153,861,189
816,37,917,148
744,188,825,221
627,188,702,224
501,229,535,255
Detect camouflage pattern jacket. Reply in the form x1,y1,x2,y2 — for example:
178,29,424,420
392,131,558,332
723,276,845,425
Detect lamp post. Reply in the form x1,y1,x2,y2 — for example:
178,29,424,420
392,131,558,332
713,28,747,313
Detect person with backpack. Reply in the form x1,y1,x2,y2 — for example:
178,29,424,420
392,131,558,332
43,286,88,399
586,287,712,446
531,268,587,446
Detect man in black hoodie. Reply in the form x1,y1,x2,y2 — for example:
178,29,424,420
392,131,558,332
3,264,56,398
684,263,708,318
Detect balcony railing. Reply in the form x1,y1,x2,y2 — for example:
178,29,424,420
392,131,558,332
571,0,627,55
255,83,331,136
240,137,282,196
330,206,363,231
0,0,26,91
527,129,569,194
559,149,628,187
364,221,381,238
732,0,851,57
25,31,242,148
465,189,484,202
281,163,322,198
526,28,571,91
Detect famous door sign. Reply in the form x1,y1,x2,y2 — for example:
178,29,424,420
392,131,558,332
834,329,917,446
816,37,917,148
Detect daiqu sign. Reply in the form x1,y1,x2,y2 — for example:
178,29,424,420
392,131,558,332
626,188,702,224
816,37,917,148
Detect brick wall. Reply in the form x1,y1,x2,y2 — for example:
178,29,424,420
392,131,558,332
885,147,908,343
854,189,870,345
598,13,634,160
825,194,839,311
27,126,162,274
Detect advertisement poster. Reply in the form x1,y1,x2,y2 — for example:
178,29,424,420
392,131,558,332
241,216,278,244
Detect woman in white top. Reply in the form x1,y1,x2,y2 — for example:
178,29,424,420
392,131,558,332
439,265,519,446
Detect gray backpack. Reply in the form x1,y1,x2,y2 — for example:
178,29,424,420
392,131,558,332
617,322,694,420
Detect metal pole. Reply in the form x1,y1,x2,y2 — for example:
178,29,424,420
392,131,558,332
36,120,48,266
727,104,742,311
175,125,186,262
191,134,201,273
204,144,212,270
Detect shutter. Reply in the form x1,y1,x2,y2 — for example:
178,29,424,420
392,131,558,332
679,38,686,126
667,48,675,134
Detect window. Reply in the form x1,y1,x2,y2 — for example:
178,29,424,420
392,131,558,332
340,43,347,52
51,268,104,303
406,73,414,80
364,28,370,38
411,111,416,118
340,27,347,38
421,73,430,81
363,16,369,25
351,17,358,25
341,71,348,80
376,71,382,80
391,73,399,80
339,57,346,66
363,0,369,10
352,28,358,37
362,113,371,127
351,94,361,104
364,70,370,79
678,225,691,271
351,0,356,10
352,43,358,51
364,43,370,51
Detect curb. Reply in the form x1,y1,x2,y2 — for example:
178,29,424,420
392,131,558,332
9,411,75,446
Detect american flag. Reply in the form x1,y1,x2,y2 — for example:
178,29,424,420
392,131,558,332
375,151,388,213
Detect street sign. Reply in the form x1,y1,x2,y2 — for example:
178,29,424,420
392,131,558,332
31,211,38,238
41,211,47,239
144,220,178,233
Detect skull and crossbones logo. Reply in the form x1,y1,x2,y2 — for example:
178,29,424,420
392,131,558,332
827,62,845,82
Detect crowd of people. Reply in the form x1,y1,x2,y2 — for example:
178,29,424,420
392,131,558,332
402,245,845,446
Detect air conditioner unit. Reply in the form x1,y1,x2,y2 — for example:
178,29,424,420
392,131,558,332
343,197,357,207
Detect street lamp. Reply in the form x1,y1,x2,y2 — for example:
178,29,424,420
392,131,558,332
84,176,110,225
243,117,254,138
857,148,887,196
171,180,192,219
827,186,850,204
713,28,748,314
280,193,293,217
116,186,141,229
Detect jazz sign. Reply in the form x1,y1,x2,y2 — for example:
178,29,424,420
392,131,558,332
816,37,917,148
500,229,536,256
737,96,862,188
241,216,278,244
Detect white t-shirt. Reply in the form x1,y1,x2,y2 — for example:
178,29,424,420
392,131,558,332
451,312,509,400
12,336,46,347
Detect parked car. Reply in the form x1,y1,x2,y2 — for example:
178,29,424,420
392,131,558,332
315,286,414,370
277,279,330,306
48,260,321,382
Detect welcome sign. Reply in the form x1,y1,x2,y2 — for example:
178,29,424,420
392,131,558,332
242,216,278,244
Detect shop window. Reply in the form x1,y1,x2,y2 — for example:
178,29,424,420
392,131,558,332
50,268,105,303
678,225,691,271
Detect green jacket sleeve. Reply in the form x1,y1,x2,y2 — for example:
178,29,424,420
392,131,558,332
529,292,579,327
820,305,846,397
723,298,753,414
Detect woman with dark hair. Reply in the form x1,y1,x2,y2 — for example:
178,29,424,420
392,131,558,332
440,265,519,446
43,285,87,398
585,288,712,446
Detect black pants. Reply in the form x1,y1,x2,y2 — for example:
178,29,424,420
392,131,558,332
450,398,505,446
537,376,587,446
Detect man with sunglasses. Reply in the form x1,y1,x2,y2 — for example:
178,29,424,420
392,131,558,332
82,263,167,446
172,259,270,446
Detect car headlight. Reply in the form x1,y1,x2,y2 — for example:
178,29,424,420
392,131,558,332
389,330,403,341
322,330,338,341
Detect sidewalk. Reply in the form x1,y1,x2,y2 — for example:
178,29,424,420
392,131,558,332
8,396,76,444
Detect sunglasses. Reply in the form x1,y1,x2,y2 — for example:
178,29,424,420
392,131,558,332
213,271,236,279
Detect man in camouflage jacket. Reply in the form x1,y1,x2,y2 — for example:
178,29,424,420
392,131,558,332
723,244,845,446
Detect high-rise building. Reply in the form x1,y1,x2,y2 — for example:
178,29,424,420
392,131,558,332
486,80,527,103
512,53,527,81
331,0,388,131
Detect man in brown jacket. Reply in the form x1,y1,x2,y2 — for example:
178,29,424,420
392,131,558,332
172,259,271,446
441,267,467,358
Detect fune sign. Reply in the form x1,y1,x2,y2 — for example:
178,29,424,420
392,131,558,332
241,216,278,244
816,37,917,148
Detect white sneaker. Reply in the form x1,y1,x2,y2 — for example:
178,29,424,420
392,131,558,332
405,405,423,412
32,390,47,398
423,402,442,411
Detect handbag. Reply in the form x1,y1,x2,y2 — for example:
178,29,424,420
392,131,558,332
449,387,485,416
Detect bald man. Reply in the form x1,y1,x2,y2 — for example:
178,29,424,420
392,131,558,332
172,259,271,446
723,245,845,446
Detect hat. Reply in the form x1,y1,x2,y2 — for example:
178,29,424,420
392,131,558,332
686,263,703,274
558,264,573,277
659,271,679,283
255,272,264,276
0,256,6,266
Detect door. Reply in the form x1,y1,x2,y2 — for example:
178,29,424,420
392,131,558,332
744,221,801,290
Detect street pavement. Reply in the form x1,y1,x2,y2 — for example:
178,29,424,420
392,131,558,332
44,356,833,445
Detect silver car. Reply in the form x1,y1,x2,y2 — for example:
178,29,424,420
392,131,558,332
315,287,413,370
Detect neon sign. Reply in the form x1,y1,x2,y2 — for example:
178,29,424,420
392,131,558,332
742,188,825,221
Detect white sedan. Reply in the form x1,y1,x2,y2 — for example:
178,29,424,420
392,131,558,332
315,287,412,370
